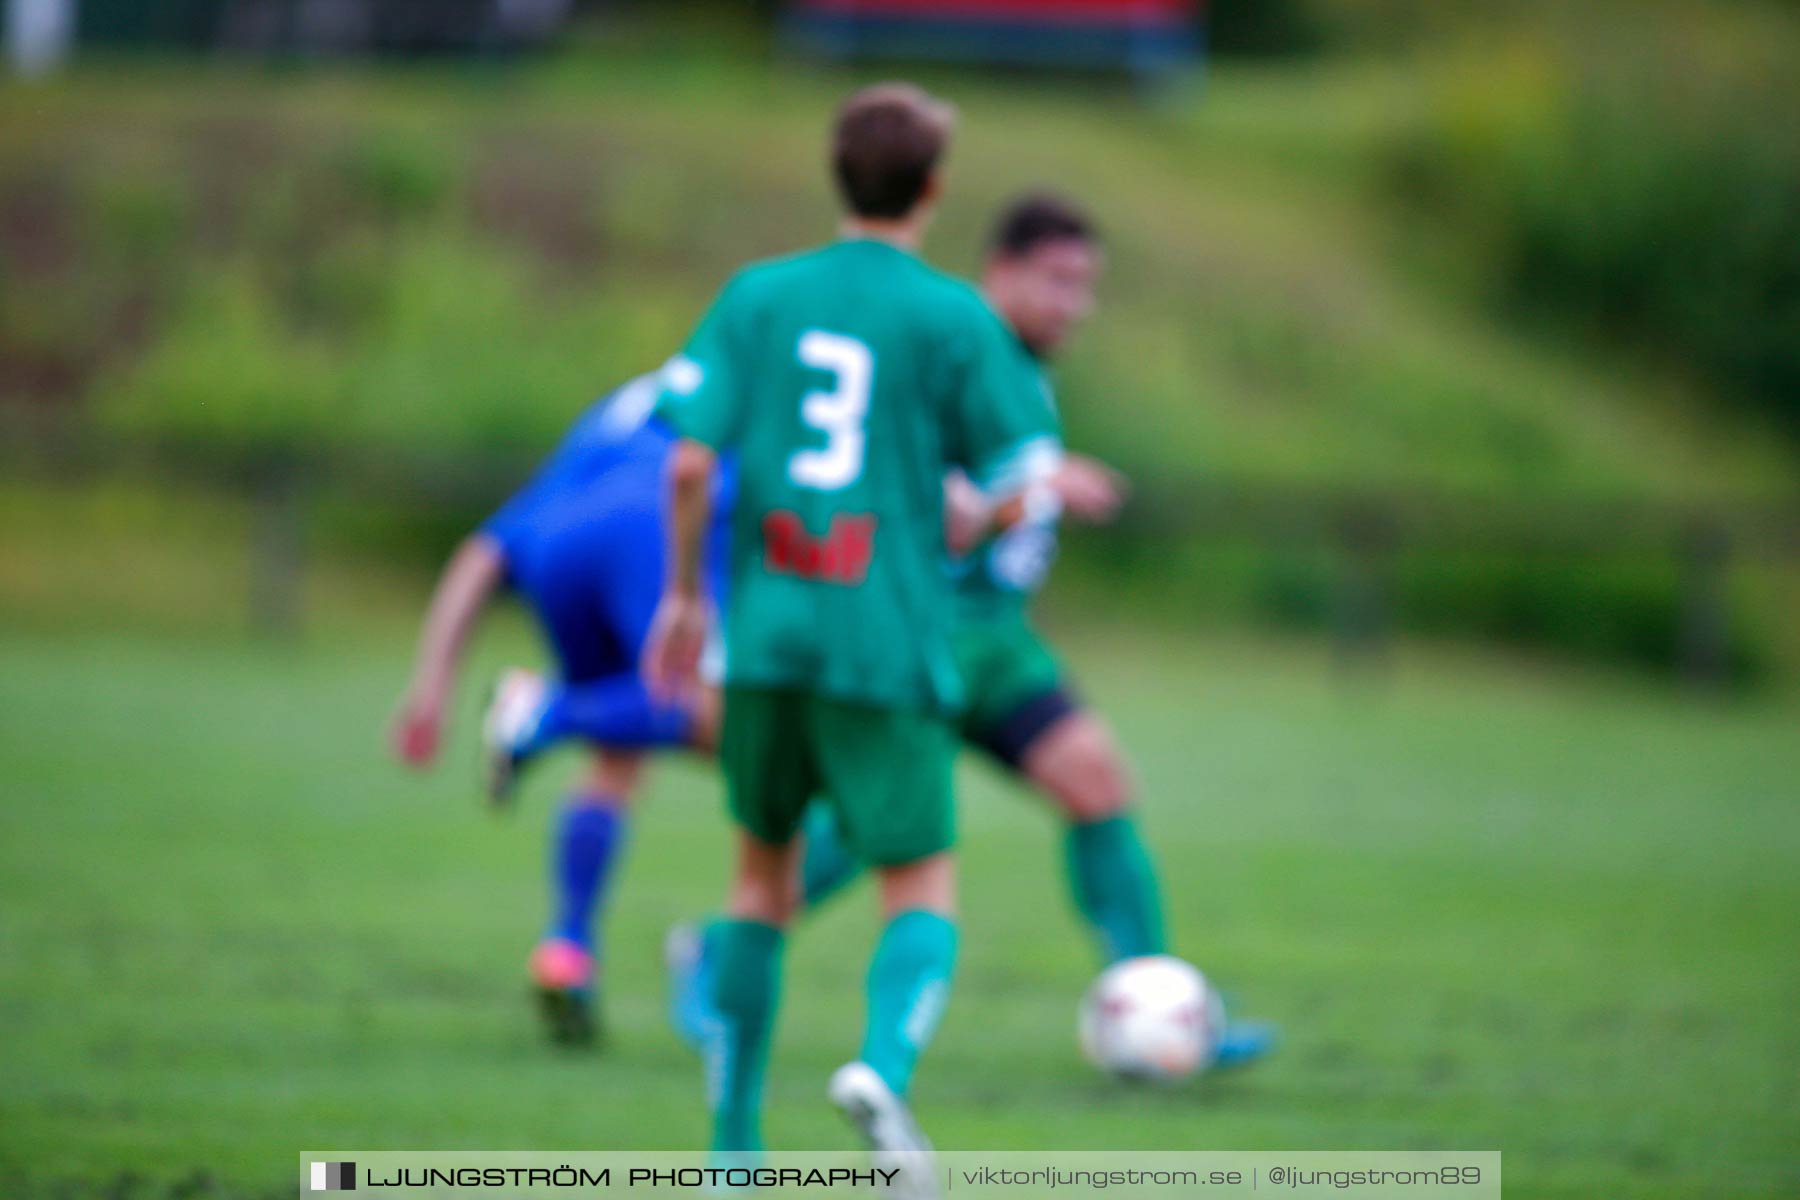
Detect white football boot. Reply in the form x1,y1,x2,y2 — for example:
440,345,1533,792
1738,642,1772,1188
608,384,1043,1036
828,1061,940,1200
480,668,547,808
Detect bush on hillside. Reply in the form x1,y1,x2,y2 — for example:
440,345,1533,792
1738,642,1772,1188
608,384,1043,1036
1390,12,1800,432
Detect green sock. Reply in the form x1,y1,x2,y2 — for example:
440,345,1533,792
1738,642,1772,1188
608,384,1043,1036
707,919,784,1154
1066,814,1168,963
860,909,958,1098
800,804,865,911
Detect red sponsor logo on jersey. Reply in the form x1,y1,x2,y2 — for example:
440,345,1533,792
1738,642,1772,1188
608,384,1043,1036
763,511,876,586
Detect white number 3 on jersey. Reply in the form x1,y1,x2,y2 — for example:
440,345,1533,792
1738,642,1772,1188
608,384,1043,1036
788,330,873,491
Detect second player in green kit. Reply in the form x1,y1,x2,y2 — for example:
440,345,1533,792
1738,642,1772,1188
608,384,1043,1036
771,195,1276,1067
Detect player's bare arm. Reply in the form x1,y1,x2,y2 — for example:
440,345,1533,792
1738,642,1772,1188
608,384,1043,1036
643,438,717,701
390,533,507,767
1048,453,1129,523
952,452,1129,550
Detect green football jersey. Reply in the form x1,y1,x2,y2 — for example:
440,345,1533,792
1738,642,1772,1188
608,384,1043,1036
952,334,1063,622
661,237,1061,712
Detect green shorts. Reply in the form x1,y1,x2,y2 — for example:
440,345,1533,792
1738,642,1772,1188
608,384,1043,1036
952,611,1078,768
720,685,955,867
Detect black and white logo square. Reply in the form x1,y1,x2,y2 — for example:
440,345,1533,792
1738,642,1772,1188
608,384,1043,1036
309,1162,356,1191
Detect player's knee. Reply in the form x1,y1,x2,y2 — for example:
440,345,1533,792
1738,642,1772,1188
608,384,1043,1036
1028,720,1133,822
1063,755,1131,822
876,852,955,919
726,865,795,925
727,833,801,926
580,752,644,804
727,876,794,925
569,787,631,813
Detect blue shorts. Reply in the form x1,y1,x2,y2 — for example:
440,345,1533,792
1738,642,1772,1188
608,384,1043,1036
480,398,731,687
501,484,668,684
526,566,655,684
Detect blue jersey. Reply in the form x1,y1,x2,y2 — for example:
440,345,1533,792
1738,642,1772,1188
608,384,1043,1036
481,371,733,682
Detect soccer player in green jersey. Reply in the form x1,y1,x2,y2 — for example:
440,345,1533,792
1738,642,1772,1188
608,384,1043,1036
789,194,1273,1066
795,194,1165,956
642,85,1061,1185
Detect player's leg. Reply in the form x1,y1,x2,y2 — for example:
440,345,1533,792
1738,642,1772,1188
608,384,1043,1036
484,673,718,798
1018,708,1168,963
481,519,720,801
542,497,724,756
954,612,1169,964
480,577,629,804
825,851,954,1200
818,701,957,1196
1020,699,1275,1068
536,675,714,751
798,800,865,908
703,687,815,1161
531,750,641,1046
859,851,957,1097
667,799,858,1050
706,830,800,1161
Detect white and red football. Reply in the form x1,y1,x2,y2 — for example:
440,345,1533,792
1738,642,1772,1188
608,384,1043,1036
1078,955,1225,1082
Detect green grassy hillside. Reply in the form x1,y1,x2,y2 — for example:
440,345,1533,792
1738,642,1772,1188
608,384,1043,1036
1,33,1792,502
4,17,1797,680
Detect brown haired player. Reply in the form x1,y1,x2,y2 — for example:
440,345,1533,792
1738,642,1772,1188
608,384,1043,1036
644,84,1062,1192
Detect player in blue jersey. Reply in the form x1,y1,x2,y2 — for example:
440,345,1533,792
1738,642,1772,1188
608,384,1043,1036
389,364,731,1046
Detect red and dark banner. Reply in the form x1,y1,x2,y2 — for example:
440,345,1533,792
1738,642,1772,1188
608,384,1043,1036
784,0,1205,75
797,0,1197,19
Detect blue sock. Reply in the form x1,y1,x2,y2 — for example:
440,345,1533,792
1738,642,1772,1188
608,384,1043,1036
533,677,693,752
549,799,626,953
800,804,865,910
861,909,958,1098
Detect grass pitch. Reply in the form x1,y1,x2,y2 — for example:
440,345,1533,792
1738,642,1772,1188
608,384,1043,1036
1,617,1795,1198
